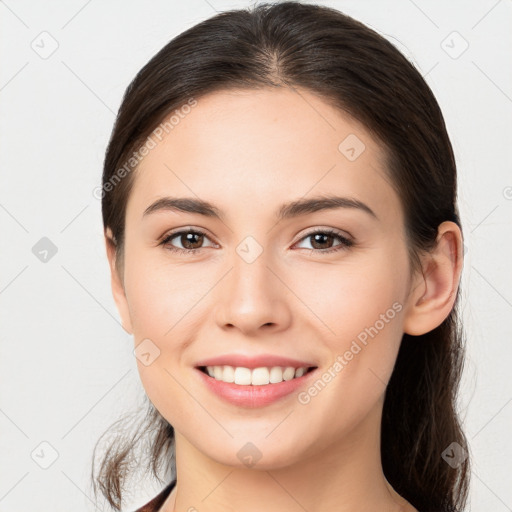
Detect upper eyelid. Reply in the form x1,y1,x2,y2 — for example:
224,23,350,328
295,227,352,241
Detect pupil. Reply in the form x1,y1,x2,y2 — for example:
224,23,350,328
312,233,332,249
183,233,203,249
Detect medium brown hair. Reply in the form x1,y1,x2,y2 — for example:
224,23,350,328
92,2,471,510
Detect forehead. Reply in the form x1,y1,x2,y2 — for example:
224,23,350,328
127,87,401,225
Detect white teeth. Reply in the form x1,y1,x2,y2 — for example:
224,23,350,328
204,365,311,385
251,367,269,386
282,367,295,381
269,366,283,383
222,365,235,383
234,367,252,385
213,366,223,380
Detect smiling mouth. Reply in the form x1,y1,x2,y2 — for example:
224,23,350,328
197,365,317,386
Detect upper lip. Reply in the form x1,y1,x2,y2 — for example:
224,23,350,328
195,354,317,370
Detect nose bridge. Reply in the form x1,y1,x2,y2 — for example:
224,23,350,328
213,233,291,333
230,234,276,302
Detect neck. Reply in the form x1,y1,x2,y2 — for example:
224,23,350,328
162,397,413,512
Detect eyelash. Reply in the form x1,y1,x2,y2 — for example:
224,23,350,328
160,228,354,256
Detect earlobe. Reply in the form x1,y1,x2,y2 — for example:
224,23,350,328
403,221,463,336
105,228,133,335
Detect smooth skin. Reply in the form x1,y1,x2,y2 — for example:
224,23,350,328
105,87,463,512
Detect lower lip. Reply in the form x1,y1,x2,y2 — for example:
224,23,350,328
195,368,316,408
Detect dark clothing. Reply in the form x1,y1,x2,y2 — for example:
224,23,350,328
133,480,176,512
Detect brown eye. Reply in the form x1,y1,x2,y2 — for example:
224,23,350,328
161,229,215,254
310,232,336,250
178,232,204,249
295,228,353,254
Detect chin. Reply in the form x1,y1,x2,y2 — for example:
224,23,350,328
196,436,309,471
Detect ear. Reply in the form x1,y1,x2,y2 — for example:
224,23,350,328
403,221,464,336
105,227,133,335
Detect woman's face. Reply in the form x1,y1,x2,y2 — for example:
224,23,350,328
112,87,419,468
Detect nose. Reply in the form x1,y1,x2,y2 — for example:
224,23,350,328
213,247,292,336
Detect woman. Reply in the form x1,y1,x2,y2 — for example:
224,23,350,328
91,2,471,511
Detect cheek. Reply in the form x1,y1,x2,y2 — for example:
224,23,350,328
292,255,406,340
124,246,208,339
291,264,405,443
124,255,206,422
288,251,407,400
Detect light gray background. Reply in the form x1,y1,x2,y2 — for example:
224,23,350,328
1,0,511,511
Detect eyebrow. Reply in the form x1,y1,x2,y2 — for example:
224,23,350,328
142,195,377,221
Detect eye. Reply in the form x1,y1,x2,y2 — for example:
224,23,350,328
294,228,353,254
160,227,353,256
160,228,216,255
